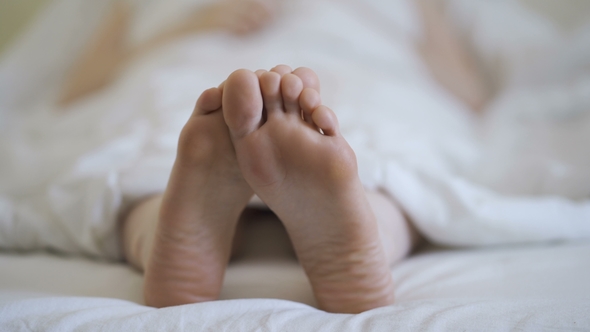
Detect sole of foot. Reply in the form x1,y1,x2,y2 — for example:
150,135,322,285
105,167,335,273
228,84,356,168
222,66,395,313
143,87,253,307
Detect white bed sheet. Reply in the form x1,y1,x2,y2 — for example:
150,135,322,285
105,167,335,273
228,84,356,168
1,240,589,330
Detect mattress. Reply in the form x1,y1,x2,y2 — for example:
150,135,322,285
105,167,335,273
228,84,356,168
1,235,589,330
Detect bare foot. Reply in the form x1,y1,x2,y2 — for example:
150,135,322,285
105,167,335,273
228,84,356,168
143,87,253,307
222,67,395,313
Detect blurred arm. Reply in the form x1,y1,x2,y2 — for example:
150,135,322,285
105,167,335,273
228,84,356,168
415,0,490,112
58,1,130,106
57,0,277,107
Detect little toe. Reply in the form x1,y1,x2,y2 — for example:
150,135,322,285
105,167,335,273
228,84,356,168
260,71,284,116
281,74,304,116
195,87,222,115
311,105,339,136
270,64,293,77
292,67,321,93
222,69,264,139
299,88,321,125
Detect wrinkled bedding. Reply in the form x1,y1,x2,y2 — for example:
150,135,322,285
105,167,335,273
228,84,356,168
0,0,590,329
1,0,589,259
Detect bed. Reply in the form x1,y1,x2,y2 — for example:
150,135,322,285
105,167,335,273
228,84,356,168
1,0,589,330
2,238,589,330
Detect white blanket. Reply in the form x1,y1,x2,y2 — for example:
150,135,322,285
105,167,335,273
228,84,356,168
0,0,589,259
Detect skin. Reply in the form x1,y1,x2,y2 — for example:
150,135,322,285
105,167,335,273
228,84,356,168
58,0,279,106
124,65,417,313
223,68,396,312
415,0,490,112
63,0,489,314
141,86,253,306
59,0,488,112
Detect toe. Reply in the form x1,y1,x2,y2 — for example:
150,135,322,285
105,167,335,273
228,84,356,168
260,71,284,116
300,88,321,125
281,74,304,116
311,105,339,136
255,69,267,78
195,88,222,115
223,69,264,139
270,64,293,77
293,68,321,124
292,67,321,93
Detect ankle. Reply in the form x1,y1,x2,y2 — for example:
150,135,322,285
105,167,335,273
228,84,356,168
122,196,162,271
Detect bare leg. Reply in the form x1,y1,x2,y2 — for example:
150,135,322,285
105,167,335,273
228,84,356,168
365,190,421,266
122,195,162,271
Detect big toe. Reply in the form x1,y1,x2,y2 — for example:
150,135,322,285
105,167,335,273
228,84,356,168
223,69,264,139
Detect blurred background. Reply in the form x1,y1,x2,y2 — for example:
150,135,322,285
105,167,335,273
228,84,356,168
1,0,589,249
3,0,590,55
0,0,50,55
